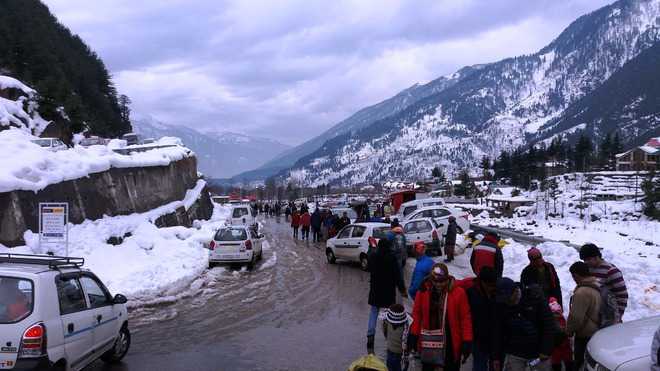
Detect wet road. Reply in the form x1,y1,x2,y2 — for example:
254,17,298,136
87,216,395,371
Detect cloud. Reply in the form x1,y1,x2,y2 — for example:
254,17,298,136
42,0,612,145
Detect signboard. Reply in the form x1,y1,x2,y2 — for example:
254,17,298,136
39,203,69,256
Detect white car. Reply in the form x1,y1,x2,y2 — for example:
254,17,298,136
209,226,263,269
325,222,391,271
31,138,67,152
0,254,130,371
229,205,257,228
395,198,445,220
585,315,660,371
404,206,470,233
402,218,443,256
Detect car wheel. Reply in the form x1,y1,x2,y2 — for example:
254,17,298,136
326,249,336,264
359,254,369,271
208,262,215,269
257,250,263,261
247,255,256,270
101,325,131,363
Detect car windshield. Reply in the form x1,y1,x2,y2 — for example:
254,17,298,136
372,227,390,239
32,139,51,147
215,228,248,241
232,208,249,218
0,277,33,323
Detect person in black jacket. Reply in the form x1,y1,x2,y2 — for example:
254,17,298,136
366,239,407,354
310,208,322,243
493,278,555,371
444,216,458,263
520,247,563,307
466,267,498,371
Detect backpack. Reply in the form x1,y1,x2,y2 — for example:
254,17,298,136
581,284,620,329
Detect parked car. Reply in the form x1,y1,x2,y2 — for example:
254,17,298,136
585,315,660,371
395,198,445,220
78,136,108,147
0,254,130,371
403,206,470,233
30,138,67,152
229,205,257,229
331,207,358,223
402,218,443,256
120,133,142,146
325,222,390,271
208,226,263,269
142,138,155,144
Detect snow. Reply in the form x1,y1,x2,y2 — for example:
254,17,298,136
0,181,232,304
0,76,34,94
0,128,193,193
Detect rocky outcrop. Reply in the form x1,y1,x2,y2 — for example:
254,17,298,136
0,156,212,246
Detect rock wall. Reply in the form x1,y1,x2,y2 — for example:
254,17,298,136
0,156,212,246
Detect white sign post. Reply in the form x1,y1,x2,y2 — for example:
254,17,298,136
39,203,69,256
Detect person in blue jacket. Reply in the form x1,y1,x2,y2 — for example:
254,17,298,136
408,241,434,299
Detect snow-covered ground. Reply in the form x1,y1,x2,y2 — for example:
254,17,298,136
0,180,230,305
0,128,192,193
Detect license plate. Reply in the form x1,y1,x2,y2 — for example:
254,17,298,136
221,254,242,259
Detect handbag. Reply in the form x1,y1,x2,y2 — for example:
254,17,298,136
419,293,448,366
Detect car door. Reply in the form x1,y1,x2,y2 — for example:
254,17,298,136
56,274,95,371
250,230,263,255
416,220,434,244
349,226,368,260
79,274,118,356
403,221,418,247
334,226,353,258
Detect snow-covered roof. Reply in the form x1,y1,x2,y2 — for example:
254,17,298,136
486,195,534,202
639,145,659,154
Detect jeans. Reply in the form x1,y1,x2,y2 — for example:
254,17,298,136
387,351,402,371
292,227,299,238
473,343,490,371
302,227,310,240
367,305,380,336
504,354,551,371
574,337,590,371
312,227,321,242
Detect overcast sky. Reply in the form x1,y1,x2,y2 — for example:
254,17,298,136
43,0,611,146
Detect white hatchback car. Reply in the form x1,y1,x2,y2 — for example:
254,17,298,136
585,315,660,371
404,206,469,232
229,205,257,229
31,138,67,152
209,226,264,269
325,222,391,271
402,218,443,256
0,254,130,371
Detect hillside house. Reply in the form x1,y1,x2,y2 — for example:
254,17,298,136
615,137,659,171
485,186,535,217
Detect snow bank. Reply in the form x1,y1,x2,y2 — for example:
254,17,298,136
0,180,229,303
0,76,35,94
0,128,193,193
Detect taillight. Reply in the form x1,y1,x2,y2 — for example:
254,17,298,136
19,323,46,358
245,240,252,250
209,240,216,250
432,230,439,240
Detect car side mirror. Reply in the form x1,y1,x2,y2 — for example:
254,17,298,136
113,294,128,304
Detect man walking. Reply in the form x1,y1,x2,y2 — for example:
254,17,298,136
444,216,458,263
566,262,601,370
366,239,407,354
408,242,434,300
466,267,498,371
579,243,628,319
311,207,322,243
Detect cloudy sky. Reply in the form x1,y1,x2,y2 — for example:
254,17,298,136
43,0,611,146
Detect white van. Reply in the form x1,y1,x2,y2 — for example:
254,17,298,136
396,198,445,220
229,205,257,228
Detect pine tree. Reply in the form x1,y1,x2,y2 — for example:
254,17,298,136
574,134,594,172
611,132,624,168
480,156,491,180
599,133,612,169
641,170,660,220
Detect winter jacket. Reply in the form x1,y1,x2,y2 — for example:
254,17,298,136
470,235,503,277
566,277,601,339
411,277,473,361
520,262,563,307
367,242,406,308
335,216,350,231
408,255,434,298
310,211,322,229
445,221,457,247
551,315,572,364
291,213,300,227
300,212,311,228
652,325,660,371
590,260,628,317
454,277,477,291
466,281,497,354
493,285,555,360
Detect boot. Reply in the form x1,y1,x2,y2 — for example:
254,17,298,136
366,335,375,354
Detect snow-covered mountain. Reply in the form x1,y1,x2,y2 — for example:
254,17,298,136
132,116,291,178
290,0,660,186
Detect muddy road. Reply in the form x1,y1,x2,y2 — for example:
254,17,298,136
88,216,396,371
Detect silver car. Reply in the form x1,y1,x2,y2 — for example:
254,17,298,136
585,315,660,371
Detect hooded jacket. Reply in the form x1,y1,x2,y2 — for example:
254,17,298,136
408,254,434,298
410,276,473,361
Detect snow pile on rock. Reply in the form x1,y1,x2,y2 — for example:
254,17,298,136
0,181,230,302
0,75,50,134
0,128,193,193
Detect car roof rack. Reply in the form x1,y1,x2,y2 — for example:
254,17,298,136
0,253,84,270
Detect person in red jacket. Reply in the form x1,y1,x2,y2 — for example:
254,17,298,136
300,209,311,241
408,263,472,371
291,209,300,239
470,231,503,278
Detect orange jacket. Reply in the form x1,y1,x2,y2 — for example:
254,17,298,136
411,278,473,360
